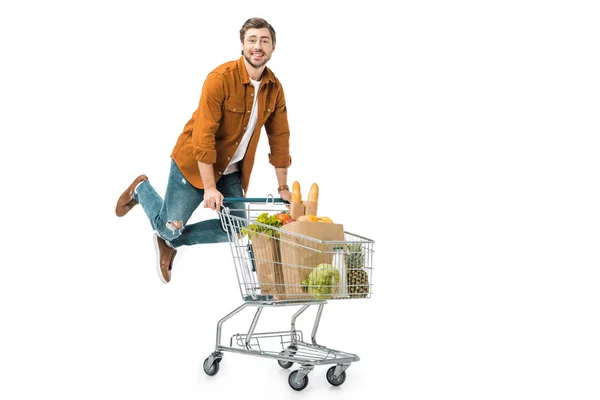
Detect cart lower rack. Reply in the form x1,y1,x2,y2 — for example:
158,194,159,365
202,197,374,391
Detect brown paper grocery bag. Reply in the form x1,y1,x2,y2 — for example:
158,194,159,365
279,221,345,299
303,200,318,216
290,201,305,220
251,234,285,299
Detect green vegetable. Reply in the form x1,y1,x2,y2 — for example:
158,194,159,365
301,263,339,299
241,212,282,239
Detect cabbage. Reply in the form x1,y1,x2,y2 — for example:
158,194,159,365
302,263,339,299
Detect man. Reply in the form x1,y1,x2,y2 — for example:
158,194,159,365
116,17,292,283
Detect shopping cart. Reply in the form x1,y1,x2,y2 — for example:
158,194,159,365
202,197,374,391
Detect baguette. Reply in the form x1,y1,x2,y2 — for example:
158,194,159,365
292,181,302,203
308,183,319,203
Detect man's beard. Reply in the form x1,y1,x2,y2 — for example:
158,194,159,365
244,52,270,68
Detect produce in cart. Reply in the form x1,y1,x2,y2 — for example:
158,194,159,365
301,263,339,299
241,212,283,238
295,215,333,223
346,243,369,298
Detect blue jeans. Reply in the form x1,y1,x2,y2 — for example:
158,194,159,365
134,159,246,248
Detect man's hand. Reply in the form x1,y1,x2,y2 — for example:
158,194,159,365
279,189,292,204
204,187,224,211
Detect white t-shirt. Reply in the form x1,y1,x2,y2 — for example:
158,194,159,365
223,78,262,175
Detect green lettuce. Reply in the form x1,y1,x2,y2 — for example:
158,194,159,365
241,212,282,239
302,263,339,299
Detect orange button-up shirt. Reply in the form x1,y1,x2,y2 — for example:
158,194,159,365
171,57,292,194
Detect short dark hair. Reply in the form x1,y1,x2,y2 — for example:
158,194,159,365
239,17,276,44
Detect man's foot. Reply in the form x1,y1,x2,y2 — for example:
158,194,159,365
115,175,148,217
153,233,177,284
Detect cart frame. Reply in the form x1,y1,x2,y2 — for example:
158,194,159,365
202,197,373,391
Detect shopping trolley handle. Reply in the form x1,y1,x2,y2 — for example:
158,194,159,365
223,197,289,205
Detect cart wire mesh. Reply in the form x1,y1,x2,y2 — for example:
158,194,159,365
219,200,374,303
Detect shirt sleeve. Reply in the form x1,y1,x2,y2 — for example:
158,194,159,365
265,84,292,168
192,72,225,164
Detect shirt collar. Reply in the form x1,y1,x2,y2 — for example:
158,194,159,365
237,56,273,85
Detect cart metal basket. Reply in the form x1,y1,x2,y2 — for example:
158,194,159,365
202,197,374,391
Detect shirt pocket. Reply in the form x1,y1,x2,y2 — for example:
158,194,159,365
223,99,246,130
224,99,246,114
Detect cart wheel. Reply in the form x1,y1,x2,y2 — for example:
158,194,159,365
326,366,347,386
278,351,294,369
288,370,309,391
277,345,298,369
203,357,220,376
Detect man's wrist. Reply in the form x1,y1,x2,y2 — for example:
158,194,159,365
277,184,289,193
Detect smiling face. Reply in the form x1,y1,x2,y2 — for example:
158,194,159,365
241,27,275,69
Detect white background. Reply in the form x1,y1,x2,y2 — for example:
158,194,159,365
1,0,599,399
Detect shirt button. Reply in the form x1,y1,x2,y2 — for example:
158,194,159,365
233,108,236,112
247,110,250,112
250,93,254,97
235,141,239,145
218,171,222,175
268,108,271,112
227,156,231,160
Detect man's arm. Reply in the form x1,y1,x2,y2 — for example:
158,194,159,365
265,84,292,203
275,167,291,203
193,72,226,211
192,72,225,165
264,86,291,168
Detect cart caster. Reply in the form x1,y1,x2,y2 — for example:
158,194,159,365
278,352,293,369
203,355,222,376
277,345,297,369
288,370,309,391
326,366,347,386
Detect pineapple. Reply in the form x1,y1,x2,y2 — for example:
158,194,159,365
345,243,369,298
